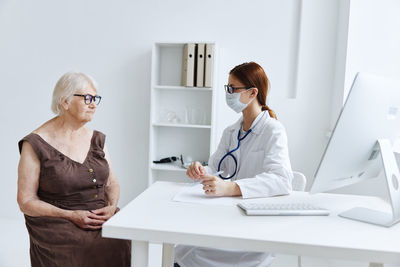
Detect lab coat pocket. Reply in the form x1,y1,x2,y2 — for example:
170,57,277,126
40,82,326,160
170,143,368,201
246,150,265,174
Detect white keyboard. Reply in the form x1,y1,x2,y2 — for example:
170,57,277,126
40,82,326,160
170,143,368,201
237,202,330,216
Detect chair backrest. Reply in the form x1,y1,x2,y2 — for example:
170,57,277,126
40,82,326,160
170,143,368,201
292,171,307,191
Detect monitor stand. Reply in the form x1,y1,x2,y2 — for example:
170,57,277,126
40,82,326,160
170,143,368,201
339,139,400,227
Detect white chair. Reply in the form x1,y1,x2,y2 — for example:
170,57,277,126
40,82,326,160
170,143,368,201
292,171,307,267
292,171,307,192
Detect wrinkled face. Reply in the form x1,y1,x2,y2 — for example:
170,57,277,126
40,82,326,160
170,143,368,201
62,85,97,123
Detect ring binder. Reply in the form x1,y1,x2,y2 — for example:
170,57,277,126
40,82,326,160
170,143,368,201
181,43,195,87
196,43,205,87
204,43,215,88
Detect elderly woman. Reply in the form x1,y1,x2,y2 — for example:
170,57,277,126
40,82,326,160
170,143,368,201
17,72,131,267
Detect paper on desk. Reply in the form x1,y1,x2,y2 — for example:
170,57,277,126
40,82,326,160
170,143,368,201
172,183,242,206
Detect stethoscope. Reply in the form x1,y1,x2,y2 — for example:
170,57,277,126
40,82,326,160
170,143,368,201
217,128,252,180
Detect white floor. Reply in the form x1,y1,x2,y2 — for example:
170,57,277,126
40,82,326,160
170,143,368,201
1,218,398,267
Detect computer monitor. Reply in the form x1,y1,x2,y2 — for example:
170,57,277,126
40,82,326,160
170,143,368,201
310,72,400,227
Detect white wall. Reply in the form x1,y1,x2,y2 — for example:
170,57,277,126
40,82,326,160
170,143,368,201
344,0,400,97
0,0,340,222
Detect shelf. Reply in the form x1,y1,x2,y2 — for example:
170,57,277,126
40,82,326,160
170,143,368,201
149,42,216,185
152,123,211,129
154,85,212,91
151,163,187,172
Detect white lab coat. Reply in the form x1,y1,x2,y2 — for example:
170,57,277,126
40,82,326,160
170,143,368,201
175,111,293,267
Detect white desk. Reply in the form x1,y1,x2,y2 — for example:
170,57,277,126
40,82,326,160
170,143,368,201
102,182,400,267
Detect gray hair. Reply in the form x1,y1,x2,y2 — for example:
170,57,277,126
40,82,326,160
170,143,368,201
51,72,98,115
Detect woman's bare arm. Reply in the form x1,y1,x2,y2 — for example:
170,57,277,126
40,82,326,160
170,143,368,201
17,141,73,219
103,145,120,209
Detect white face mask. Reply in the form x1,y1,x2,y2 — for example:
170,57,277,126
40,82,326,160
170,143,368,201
225,89,253,113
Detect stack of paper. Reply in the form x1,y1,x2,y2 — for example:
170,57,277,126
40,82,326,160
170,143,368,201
172,183,242,206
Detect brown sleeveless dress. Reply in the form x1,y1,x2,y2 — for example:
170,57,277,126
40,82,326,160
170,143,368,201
18,131,131,267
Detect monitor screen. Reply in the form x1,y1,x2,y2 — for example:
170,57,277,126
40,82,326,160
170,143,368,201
310,72,400,194
309,72,400,226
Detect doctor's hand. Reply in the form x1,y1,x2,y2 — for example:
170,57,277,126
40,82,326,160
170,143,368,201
200,175,242,197
186,161,205,181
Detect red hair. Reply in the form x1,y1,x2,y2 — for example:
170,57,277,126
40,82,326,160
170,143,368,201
229,62,277,119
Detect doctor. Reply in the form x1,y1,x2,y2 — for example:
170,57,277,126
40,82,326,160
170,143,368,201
174,62,293,267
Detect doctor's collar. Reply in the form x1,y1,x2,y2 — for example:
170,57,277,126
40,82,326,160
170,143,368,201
231,110,269,135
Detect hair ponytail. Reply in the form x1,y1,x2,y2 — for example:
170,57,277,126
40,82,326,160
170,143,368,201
230,62,278,120
262,104,277,120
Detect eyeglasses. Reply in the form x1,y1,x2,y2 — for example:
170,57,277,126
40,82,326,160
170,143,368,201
73,94,102,105
224,85,254,94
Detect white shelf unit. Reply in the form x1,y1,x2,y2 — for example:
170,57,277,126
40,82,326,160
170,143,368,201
154,85,212,91
148,42,217,185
